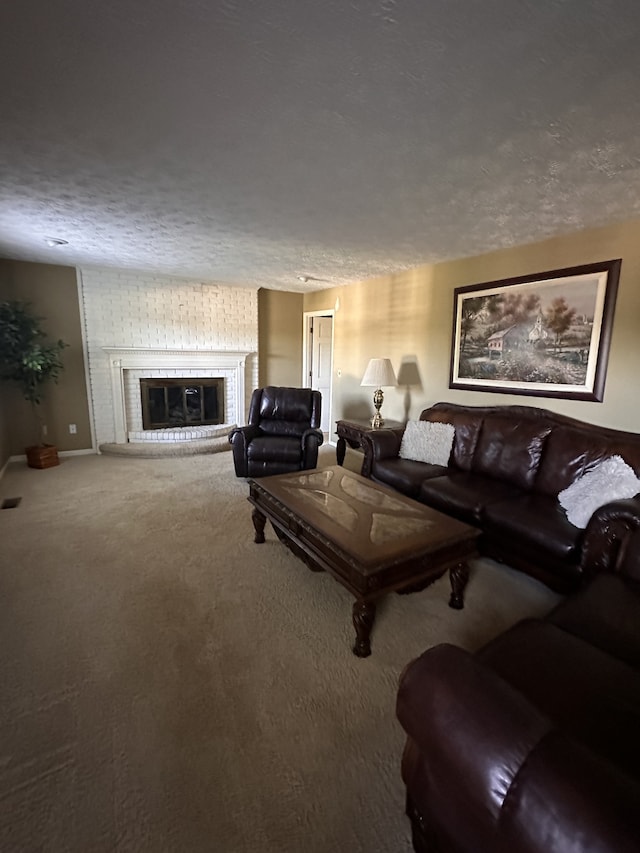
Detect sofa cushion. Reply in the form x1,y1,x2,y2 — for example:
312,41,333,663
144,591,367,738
558,455,640,528
472,416,552,490
423,410,484,471
399,420,455,465
372,457,446,499
547,573,640,668
536,426,640,496
257,387,318,436
247,435,303,463
418,471,522,524
478,618,640,779
483,493,582,564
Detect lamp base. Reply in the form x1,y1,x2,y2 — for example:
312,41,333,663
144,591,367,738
371,388,384,428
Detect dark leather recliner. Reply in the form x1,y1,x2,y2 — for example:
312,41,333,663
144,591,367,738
229,386,323,478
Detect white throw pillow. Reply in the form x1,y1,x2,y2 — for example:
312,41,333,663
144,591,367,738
558,455,640,528
399,420,455,466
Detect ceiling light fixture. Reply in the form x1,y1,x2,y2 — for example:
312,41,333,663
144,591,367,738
45,237,69,247
297,274,330,284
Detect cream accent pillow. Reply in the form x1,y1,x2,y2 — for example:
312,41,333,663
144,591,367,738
399,420,455,466
558,455,640,528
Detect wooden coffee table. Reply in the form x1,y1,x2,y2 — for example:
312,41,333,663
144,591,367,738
248,466,479,657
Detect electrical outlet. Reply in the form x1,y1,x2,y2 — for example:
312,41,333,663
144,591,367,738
69,423,77,434
42,424,48,436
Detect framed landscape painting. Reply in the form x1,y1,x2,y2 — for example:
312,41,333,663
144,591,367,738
449,259,621,401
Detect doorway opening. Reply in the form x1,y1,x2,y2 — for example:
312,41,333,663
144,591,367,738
303,311,334,439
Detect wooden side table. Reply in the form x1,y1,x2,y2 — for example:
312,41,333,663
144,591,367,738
335,418,404,465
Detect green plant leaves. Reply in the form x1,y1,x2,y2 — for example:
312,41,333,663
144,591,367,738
0,300,67,405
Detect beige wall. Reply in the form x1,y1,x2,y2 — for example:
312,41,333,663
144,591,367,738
0,399,8,470
0,261,92,456
304,217,640,433
0,261,11,467
2,214,639,472
0,392,8,470
258,288,304,387
1,265,298,469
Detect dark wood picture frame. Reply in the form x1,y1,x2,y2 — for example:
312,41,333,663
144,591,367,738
449,259,621,402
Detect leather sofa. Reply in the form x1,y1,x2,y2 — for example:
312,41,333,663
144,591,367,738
396,528,640,853
229,386,323,478
361,402,640,592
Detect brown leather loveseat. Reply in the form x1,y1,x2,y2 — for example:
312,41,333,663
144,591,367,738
362,402,640,592
396,528,640,853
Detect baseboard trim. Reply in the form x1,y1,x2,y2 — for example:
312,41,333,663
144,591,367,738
8,448,98,465
0,456,12,480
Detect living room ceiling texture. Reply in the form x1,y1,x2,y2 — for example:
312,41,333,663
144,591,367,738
1,1,640,292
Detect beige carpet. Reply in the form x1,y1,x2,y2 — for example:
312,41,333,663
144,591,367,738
0,445,561,853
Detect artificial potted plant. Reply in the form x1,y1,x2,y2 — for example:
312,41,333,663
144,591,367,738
0,300,67,468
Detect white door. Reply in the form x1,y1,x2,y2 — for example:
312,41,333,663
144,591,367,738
308,315,333,434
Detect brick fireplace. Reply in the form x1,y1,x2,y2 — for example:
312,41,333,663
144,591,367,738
103,348,251,444
79,268,259,448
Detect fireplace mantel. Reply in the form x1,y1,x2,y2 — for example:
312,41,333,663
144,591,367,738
103,347,252,443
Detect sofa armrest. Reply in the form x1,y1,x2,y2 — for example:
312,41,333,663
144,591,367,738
397,644,550,834
580,496,640,579
301,427,324,446
397,643,640,853
228,424,261,446
495,728,640,853
228,425,261,477
295,428,323,470
360,427,403,478
398,644,551,851
301,428,324,461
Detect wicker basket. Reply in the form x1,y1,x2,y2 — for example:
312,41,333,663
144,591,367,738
26,444,60,469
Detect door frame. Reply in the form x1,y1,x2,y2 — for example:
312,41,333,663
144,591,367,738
302,310,335,442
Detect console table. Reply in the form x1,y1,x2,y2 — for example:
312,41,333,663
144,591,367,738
335,418,404,465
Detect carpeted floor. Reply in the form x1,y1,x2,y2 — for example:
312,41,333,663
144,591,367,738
0,445,561,852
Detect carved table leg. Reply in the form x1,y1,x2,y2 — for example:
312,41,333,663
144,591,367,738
336,436,346,466
352,599,376,657
448,561,469,609
251,508,266,544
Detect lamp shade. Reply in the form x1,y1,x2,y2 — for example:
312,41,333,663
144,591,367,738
360,358,397,388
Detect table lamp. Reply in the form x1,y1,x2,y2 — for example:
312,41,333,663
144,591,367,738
360,358,397,428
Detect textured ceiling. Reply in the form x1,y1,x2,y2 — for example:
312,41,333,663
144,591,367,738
1,1,640,292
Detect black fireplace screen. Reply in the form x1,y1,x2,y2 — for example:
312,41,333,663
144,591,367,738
140,378,224,429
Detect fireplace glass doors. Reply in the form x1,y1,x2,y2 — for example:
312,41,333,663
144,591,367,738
140,378,224,430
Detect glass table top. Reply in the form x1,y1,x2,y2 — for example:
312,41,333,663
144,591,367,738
253,467,473,564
